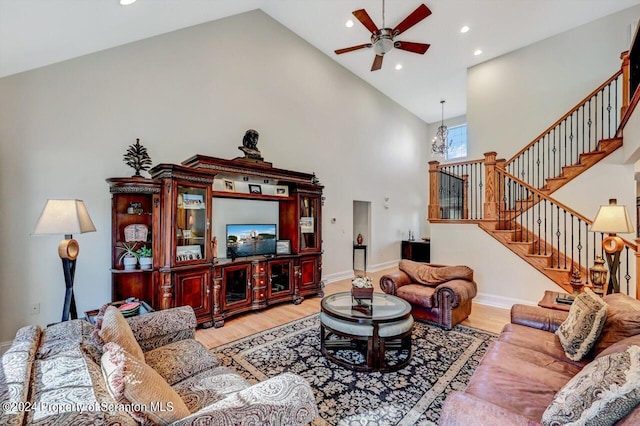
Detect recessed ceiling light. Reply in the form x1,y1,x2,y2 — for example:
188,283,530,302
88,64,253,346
346,20,354,28
474,49,482,56
460,25,470,33
395,64,403,70
120,0,136,5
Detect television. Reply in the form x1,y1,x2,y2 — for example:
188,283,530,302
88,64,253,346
226,224,277,258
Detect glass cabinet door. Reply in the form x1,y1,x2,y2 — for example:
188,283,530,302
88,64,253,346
223,265,250,308
269,260,292,296
176,185,207,263
299,195,319,251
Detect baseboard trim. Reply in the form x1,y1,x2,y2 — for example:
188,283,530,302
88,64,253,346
322,260,400,285
475,292,536,310
0,340,13,355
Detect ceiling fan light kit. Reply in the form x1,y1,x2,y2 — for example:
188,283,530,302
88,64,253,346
335,1,432,71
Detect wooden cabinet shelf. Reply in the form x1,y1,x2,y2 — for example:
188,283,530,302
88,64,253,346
108,154,324,328
107,177,161,306
211,190,293,202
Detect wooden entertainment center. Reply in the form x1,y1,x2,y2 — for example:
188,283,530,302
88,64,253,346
107,154,324,328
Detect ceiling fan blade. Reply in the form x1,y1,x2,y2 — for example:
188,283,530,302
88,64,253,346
395,41,431,54
371,55,384,71
353,9,380,34
334,43,372,55
393,4,432,36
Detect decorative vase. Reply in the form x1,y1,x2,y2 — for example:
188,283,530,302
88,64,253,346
356,233,363,245
589,256,608,296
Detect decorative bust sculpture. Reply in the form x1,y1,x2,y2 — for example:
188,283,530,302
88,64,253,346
238,129,263,160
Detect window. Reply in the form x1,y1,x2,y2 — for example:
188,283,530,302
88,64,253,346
446,124,467,160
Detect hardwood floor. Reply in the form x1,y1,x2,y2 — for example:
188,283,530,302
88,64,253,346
196,267,511,349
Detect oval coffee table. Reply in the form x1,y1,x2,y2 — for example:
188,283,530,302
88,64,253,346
320,291,413,372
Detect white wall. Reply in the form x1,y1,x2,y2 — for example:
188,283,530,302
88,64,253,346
431,6,640,306
468,6,640,161
431,223,558,308
0,10,429,342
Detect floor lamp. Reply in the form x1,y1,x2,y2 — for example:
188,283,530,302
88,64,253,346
589,199,634,294
33,199,96,321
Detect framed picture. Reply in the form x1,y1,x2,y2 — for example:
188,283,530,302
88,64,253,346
249,184,262,194
276,240,291,255
224,179,235,192
274,185,289,197
182,193,204,209
300,217,314,233
176,245,202,261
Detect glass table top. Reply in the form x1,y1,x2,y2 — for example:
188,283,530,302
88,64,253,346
321,291,411,322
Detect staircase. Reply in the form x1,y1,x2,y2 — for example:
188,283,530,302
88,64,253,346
429,62,638,295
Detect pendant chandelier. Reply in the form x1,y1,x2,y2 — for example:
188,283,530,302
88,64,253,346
431,100,448,157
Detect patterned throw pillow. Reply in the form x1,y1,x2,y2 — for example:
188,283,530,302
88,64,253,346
542,345,640,425
99,306,145,363
101,342,191,424
556,288,607,361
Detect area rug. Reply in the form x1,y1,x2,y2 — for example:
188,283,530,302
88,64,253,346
212,314,497,426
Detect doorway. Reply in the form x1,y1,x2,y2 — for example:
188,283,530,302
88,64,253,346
353,200,371,273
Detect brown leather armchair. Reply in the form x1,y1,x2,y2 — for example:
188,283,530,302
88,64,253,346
380,261,477,330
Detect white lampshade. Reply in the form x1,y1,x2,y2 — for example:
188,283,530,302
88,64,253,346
33,199,96,236
590,199,633,234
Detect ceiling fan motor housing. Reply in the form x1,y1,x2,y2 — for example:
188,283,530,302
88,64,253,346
371,28,394,55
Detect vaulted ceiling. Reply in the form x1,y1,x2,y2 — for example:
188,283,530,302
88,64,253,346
1,0,638,123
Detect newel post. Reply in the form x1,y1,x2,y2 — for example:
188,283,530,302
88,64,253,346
621,50,630,118
483,152,498,220
428,160,440,220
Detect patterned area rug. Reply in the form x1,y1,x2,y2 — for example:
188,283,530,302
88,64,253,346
212,314,497,426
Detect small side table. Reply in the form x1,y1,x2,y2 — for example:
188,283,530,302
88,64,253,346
85,299,154,325
537,290,572,312
353,244,367,272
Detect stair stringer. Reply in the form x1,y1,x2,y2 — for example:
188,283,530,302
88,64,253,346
478,220,585,294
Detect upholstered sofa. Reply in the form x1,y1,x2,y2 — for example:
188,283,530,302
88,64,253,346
440,291,640,425
380,260,477,329
0,305,318,425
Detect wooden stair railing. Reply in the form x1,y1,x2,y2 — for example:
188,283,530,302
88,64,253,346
488,166,637,294
428,50,637,296
505,70,623,193
429,153,503,223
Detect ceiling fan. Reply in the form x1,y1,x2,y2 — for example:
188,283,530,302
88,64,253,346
334,1,432,71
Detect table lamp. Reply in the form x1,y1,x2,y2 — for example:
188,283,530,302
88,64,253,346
33,199,96,321
589,199,633,294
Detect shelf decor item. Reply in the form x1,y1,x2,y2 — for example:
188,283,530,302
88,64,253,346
117,241,139,270
136,245,153,270
123,138,152,177
124,224,148,242
32,199,96,321
351,275,373,300
276,240,291,255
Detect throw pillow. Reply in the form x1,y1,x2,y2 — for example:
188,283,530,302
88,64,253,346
101,342,190,424
594,293,640,355
541,345,640,425
99,306,145,363
556,288,607,361
91,302,111,343
398,259,473,285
